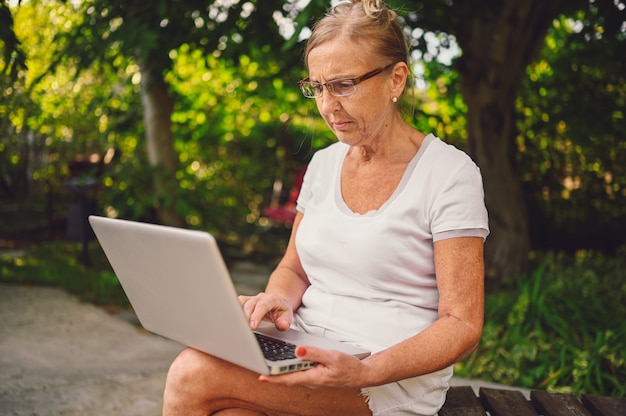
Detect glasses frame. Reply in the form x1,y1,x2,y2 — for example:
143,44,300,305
298,62,397,98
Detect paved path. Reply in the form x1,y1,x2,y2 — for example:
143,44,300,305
0,284,183,416
0,262,529,415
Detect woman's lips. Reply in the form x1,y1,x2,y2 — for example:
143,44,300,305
332,120,351,130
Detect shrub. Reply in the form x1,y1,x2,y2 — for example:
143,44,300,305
456,249,626,397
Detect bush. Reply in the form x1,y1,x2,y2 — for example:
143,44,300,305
455,249,626,397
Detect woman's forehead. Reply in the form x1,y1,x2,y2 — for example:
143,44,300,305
307,40,374,77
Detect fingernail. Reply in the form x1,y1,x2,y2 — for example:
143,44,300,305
296,346,307,357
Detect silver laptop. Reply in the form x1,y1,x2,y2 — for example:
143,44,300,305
88,216,370,375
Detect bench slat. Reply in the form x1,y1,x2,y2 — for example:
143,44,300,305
581,394,626,416
480,387,539,416
439,386,485,416
531,391,593,416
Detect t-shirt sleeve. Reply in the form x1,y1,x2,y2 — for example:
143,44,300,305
430,157,490,242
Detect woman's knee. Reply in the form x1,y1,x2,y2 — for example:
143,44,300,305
163,348,264,414
165,347,255,398
164,348,229,414
166,348,215,390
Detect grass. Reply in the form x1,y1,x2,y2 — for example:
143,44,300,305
0,240,130,307
1,240,624,397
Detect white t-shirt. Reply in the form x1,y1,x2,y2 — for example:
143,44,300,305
292,134,490,352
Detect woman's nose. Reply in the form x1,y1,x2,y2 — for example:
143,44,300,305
317,91,341,114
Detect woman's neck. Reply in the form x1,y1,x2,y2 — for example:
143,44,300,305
348,123,425,165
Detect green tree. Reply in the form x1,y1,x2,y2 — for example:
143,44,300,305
55,0,296,227
4,0,625,281
519,12,626,252
1,0,140,202
377,0,625,279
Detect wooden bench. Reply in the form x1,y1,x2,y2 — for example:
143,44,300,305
439,386,626,416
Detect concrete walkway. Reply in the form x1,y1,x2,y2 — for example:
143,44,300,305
0,262,529,416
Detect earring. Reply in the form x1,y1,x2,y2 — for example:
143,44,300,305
392,97,398,103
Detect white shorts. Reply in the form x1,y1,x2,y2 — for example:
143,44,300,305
360,367,452,416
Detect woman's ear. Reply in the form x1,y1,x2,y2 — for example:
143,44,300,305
390,62,409,97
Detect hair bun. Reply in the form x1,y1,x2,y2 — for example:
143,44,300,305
352,0,397,21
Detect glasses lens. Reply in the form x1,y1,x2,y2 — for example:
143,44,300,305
327,79,357,97
299,82,321,98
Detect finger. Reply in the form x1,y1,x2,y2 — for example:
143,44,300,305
295,346,348,374
264,302,293,331
240,295,259,319
240,294,272,329
249,296,290,330
238,295,252,310
249,295,283,329
295,345,322,363
274,315,291,331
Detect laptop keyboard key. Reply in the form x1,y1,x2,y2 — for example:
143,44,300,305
254,333,297,360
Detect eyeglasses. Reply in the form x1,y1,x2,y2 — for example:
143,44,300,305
298,62,397,98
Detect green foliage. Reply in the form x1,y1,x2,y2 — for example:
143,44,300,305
2,0,336,254
456,250,626,397
409,61,468,150
518,14,626,252
1,0,143,203
58,0,301,85
0,242,129,307
4,0,625,258
91,42,333,249
0,0,27,82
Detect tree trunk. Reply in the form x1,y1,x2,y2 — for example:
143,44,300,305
139,56,186,228
456,0,566,281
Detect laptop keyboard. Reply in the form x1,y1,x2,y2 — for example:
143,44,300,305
255,333,297,361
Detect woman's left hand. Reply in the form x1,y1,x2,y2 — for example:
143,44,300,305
257,345,368,389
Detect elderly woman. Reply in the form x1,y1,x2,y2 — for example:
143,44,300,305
163,0,489,415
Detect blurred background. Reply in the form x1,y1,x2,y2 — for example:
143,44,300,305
1,0,624,397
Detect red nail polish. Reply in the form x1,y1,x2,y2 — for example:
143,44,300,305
296,346,307,357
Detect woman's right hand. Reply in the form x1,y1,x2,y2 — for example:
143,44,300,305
238,292,293,331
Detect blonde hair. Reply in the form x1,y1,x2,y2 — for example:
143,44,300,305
304,0,409,71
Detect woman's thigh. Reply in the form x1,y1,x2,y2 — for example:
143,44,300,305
163,347,372,416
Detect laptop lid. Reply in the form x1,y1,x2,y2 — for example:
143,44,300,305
88,216,369,375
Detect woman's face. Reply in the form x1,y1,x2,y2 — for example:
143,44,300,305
307,39,401,147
